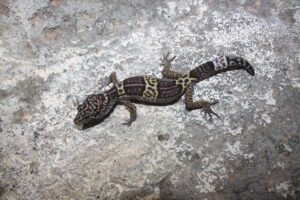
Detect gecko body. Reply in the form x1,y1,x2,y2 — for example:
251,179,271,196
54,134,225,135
74,54,254,129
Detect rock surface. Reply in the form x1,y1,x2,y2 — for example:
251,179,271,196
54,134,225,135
0,0,299,199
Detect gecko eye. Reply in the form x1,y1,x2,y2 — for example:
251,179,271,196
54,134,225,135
77,105,83,111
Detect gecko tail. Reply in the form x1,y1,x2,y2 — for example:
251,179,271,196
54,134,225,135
189,55,255,82
225,56,255,76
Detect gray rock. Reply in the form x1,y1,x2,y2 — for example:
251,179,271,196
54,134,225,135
0,0,299,199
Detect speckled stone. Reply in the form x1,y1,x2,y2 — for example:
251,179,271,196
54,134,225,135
0,0,299,199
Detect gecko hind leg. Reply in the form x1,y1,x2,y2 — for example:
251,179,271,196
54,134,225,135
160,52,184,79
119,100,137,126
185,84,220,120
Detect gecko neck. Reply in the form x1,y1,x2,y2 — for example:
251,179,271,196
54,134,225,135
104,86,119,99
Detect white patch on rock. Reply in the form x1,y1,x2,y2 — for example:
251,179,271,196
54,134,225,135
283,143,292,152
269,181,295,198
243,153,254,161
224,141,242,156
264,89,276,105
195,158,227,193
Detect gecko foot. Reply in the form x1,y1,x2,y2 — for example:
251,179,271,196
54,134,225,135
160,52,176,67
107,71,118,86
122,119,133,127
201,100,220,120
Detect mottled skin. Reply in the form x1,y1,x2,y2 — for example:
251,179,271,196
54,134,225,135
74,53,255,129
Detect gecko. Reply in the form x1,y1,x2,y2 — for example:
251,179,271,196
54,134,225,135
74,53,254,129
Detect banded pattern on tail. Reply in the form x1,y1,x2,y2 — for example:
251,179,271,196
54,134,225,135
226,56,255,76
189,56,255,82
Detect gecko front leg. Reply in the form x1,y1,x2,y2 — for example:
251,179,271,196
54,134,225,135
108,71,119,86
185,84,220,120
109,72,137,126
160,53,184,79
119,100,137,126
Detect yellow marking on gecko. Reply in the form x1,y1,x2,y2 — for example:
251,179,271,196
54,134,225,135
142,76,158,100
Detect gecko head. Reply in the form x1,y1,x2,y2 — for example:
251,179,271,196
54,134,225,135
74,93,117,130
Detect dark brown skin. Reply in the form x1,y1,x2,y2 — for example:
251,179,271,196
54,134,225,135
74,53,254,129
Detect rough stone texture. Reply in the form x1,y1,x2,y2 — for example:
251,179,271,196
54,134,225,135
0,0,299,199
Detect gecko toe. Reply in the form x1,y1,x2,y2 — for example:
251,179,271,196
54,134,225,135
161,53,176,66
201,102,220,120
211,100,219,105
122,120,132,126
164,52,171,59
